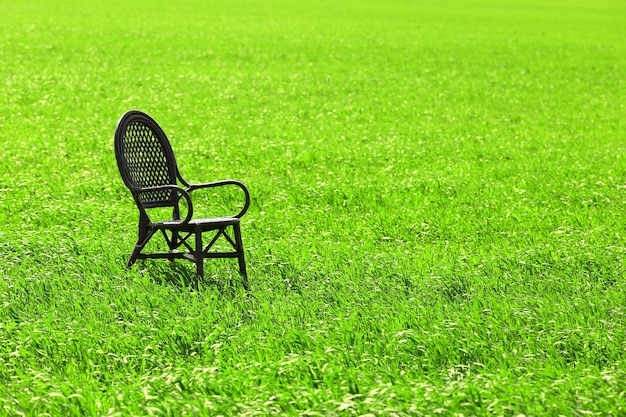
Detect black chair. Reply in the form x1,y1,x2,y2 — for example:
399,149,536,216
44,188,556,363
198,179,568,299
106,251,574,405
114,110,250,289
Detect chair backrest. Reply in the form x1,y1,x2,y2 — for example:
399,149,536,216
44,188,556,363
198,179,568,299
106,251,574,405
114,110,179,207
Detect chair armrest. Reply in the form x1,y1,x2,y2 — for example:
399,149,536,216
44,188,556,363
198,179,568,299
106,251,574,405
186,180,250,218
135,185,194,224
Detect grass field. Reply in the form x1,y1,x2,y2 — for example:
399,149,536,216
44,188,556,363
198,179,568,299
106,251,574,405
1,0,626,415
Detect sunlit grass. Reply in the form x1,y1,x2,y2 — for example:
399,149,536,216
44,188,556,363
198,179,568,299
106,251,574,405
1,0,625,415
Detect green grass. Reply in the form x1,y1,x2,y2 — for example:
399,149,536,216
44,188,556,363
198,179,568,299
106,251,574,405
1,0,626,415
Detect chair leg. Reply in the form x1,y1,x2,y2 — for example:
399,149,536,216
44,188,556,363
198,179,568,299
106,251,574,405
195,226,204,279
127,225,153,268
169,231,180,252
233,223,248,290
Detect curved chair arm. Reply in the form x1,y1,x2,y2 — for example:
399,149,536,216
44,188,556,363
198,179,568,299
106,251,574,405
185,180,251,218
135,185,194,225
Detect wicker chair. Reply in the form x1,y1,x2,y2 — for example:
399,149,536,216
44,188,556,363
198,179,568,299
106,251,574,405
114,110,250,288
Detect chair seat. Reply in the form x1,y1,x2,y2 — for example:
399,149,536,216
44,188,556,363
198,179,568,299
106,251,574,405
157,216,240,230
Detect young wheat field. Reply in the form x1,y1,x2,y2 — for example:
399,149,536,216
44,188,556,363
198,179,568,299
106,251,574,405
1,0,625,415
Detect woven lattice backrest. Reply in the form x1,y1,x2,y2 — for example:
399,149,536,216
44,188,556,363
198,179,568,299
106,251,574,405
115,111,178,206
